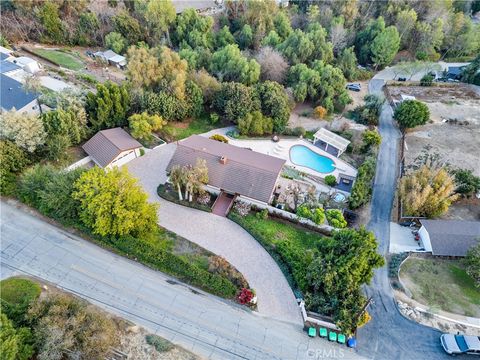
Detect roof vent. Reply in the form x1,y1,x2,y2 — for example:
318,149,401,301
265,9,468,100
220,156,227,164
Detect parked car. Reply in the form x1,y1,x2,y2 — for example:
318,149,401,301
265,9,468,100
397,77,407,81
346,83,361,92
441,334,480,355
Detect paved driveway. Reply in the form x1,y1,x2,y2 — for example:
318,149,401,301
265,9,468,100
356,79,469,359
127,144,302,324
0,201,364,360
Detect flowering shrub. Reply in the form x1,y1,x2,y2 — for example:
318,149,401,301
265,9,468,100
196,192,211,206
233,201,251,216
237,288,254,305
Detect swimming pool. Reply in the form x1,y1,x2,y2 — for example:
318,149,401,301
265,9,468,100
289,145,336,174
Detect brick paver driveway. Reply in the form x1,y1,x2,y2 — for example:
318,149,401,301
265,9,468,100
127,144,302,324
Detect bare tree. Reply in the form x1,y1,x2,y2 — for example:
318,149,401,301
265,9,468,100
330,23,347,55
254,46,288,83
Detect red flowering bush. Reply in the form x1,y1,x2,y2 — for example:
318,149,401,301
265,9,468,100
237,288,254,305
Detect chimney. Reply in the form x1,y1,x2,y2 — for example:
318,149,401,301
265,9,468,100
220,156,227,164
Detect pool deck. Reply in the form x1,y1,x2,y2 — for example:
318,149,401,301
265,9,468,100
225,137,358,181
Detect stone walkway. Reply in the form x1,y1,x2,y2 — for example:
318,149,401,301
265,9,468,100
127,144,302,324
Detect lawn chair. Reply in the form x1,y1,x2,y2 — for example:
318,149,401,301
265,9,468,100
308,327,317,337
337,333,346,344
319,328,328,338
328,331,337,342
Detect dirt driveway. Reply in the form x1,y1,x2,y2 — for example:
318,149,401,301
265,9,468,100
126,144,302,324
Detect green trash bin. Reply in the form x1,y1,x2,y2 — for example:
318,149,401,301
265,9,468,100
328,331,337,342
308,327,317,337
337,334,346,344
319,328,328,338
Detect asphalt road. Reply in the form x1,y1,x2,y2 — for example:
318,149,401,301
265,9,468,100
356,79,469,360
0,201,366,360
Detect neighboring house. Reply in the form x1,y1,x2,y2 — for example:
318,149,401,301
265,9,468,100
9,56,41,74
82,127,143,169
418,220,480,257
94,50,126,69
0,73,40,114
166,135,286,204
0,46,14,61
312,127,350,157
0,58,22,77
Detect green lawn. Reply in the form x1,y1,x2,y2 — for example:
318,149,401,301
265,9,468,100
400,258,480,317
0,277,41,306
32,49,84,71
160,115,219,141
229,212,328,295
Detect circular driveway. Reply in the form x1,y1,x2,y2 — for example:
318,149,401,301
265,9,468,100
127,144,302,324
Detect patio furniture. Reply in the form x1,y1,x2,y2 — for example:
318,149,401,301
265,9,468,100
319,328,328,338
337,334,346,344
328,331,337,342
308,327,317,337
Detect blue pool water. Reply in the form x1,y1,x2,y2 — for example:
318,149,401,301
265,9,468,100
289,145,336,173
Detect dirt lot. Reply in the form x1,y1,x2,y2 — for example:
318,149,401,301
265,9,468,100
389,83,480,124
389,84,480,181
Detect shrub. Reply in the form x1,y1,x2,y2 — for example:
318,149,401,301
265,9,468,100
256,209,268,220
420,74,434,86
237,288,254,305
209,113,219,124
325,209,347,228
196,192,211,206
0,140,30,196
238,111,273,137
313,106,327,119
283,127,306,137
0,278,41,327
296,204,325,225
145,334,174,352
209,134,228,143
324,175,337,187
233,201,251,216
208,256,248,289
362,129,382,150
349,157,377,209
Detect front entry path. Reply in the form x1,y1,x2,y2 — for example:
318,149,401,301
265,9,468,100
212,192,235,217
127,144,302,324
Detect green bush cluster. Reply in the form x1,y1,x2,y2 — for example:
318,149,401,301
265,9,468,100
349,157,377,209
296,204,325,225
324,175,337,187
325,209,347,228
145,334,174,352
112,235,237,298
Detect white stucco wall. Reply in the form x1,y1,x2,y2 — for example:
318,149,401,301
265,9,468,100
418,225,432,252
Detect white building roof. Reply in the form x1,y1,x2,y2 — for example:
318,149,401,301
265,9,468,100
313,128,350,153
109,54,126,64
0,46,12,55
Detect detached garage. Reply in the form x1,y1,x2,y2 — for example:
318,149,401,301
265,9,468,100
418,220,480,257
82,128,142,169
